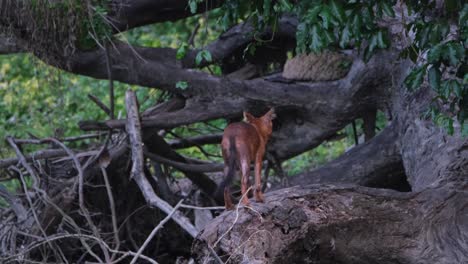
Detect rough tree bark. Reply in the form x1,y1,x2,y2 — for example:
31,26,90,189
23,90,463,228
0,1,466,263
193,77,468,263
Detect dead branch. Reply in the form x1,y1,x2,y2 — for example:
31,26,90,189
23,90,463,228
0,146,100,170
100,166,120,260
88,94,112,117
61,133,103,142
125,90,199,238
43,138,111,262
2,233,158,264
144,151,223,173
0,185,27,223
5,137,42,188
129,200,183,264
167,133,222,149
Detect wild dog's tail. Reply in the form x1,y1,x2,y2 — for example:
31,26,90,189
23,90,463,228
215,137,237,198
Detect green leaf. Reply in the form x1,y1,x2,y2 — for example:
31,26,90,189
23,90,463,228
176,43,189,60
306,6,322,23
404,65,427,91
339,24,351,48
367,31,379,54
202,50,212,63
427,43,444,64
195,53,203,65
309,25,324,52
176,81,188,90
443,42,464,66
400,45,419,62
263,0,272,23
323,29,336,45
428,66,441,92
195,50,212,66
462,123,468,136
376,30,389,49
381,2,395,17
319,6,333,29
448,79,462,97
416,24,431,48
363,45,374,62
445,117,454,135
439,21,450,39
296,22,308,53
361,5,374,30
350,14,362,38
459,4,468,27
189,0,198,14
279,0,293,11
330,0,346,24
441,80,451,98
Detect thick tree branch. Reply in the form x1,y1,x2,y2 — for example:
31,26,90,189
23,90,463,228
193,184,468,263
108,0,223,32
396,86,468,191
76,47,399,159
283,124,407,191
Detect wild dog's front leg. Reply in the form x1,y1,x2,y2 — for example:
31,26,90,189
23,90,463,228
254,150,265,203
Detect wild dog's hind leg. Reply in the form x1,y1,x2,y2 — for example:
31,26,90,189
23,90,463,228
240,159,251,206
254,151,265,203
223,167,234,210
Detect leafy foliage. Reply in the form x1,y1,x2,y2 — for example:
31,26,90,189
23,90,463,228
402,2,467,134
219,0,467,134
220,0,393,58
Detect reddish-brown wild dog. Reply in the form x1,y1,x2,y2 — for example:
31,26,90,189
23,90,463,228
218,109,276,209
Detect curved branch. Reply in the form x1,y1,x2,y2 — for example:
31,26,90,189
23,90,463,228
282,124,408,191
75,49,399,160
181,15,298,68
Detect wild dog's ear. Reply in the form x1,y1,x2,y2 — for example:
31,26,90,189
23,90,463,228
243,111,255,122
264,108,276,120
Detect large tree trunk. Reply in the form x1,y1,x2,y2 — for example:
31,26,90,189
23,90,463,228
192,63,468,263
194,184,467,263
